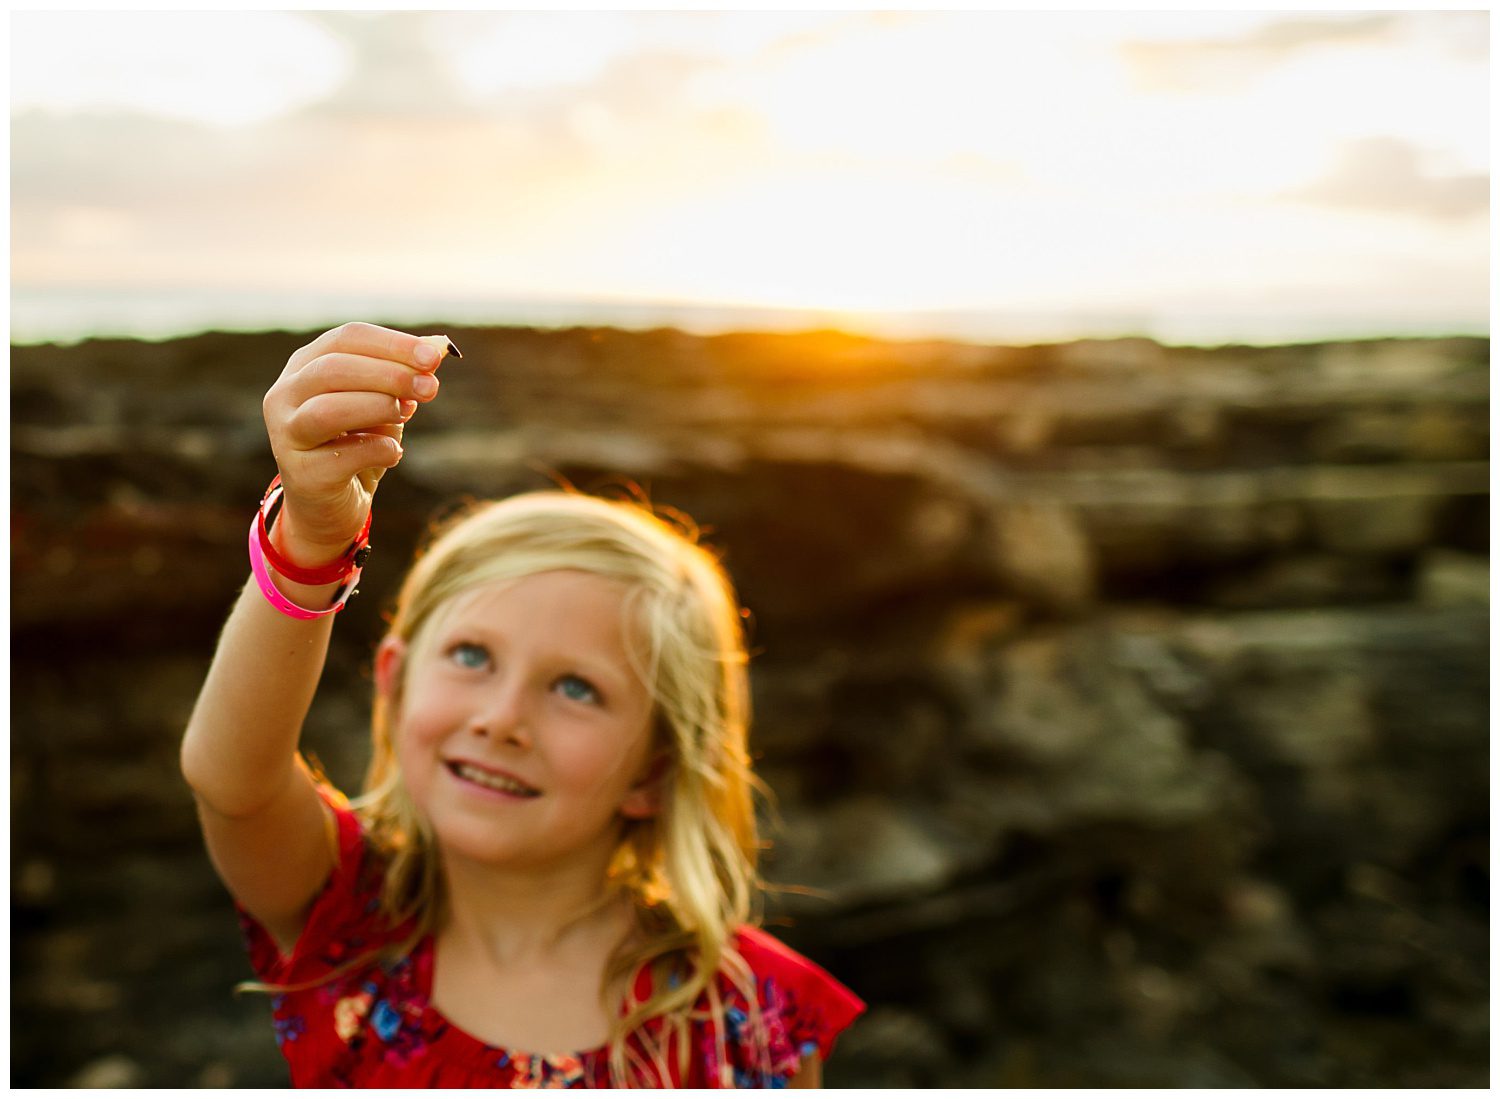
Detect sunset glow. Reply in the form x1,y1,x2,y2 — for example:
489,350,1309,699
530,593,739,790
10,10,1488,345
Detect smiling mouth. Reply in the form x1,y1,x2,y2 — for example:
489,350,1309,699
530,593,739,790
446,761,541,797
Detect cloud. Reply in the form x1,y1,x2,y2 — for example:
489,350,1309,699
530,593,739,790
9,8,1489,335
8,12,775,294
1120,13,1401,93
10,11,349,126
1284,136,1488,221
1233,14,1400,54
279,12,766,169
292,12,475,119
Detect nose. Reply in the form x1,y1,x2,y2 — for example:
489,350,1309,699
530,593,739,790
469,677,533,746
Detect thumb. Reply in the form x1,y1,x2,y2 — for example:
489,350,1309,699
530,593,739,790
358,422,405,494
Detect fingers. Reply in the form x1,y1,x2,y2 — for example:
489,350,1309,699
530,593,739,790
287,321,441,375
284,351,440,409
273,343,438,450
357,423,406,494
314,431,405,489
265,322,457,508
281,390,413,451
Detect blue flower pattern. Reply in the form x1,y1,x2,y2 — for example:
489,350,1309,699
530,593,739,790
252,921,830,1085
273,1013,307,1047
371,1000,402,1042
238,791,858,1085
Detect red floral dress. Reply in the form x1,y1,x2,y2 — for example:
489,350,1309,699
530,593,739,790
235,785,866,1087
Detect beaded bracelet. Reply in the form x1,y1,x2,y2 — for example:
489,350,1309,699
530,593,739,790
248,479,368,620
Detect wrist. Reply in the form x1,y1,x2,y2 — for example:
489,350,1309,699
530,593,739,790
259,511,344,608
248,476,369,620
257,476,372,585
269,507,356,571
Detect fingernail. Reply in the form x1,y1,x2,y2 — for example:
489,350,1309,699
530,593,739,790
417,344,440,368
413,374,438,398
400,399,418,421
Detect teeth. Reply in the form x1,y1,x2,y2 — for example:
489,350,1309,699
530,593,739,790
454,762,537,796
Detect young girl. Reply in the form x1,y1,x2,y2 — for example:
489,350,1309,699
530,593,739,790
180,321,864,1087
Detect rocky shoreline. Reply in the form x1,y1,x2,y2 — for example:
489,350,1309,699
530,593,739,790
11,325,1488,1086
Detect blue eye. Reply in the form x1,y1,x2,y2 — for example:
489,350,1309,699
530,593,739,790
558,675,600,704
449,642,488,670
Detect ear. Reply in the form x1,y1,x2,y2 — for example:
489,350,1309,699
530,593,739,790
374,635,407,703
619,751,671,820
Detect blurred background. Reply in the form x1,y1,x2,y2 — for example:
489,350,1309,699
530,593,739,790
9,9,1490,1088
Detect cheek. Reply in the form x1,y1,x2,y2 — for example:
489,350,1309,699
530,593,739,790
399,679,458,738
391,716,428,787
390,688,454,779
549,728,633,793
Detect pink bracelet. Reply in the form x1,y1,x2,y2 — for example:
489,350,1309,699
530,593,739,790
248,499,364,620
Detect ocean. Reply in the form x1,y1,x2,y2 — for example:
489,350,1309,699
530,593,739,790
7,286,1487,349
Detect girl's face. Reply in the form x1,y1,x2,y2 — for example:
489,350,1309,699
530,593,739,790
377,569,664,873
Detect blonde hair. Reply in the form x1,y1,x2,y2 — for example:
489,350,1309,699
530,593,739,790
250,485,777,1086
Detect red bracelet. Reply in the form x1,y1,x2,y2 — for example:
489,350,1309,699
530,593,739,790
256,475,372,585
249,504,363,619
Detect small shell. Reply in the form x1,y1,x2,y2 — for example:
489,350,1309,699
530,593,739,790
418,334,462,361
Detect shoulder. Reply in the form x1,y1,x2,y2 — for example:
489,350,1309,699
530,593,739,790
734,924,843,985
236,783,405,987
730,924,867,1062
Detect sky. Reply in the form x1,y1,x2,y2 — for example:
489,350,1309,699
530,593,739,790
8,8,1491,347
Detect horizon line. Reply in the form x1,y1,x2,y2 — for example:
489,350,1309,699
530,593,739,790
8,285,1489,352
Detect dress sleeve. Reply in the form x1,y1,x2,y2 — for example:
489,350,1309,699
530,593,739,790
736,925,867,1063
234,782,390,988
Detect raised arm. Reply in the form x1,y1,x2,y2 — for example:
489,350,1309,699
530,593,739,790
179,321,448,949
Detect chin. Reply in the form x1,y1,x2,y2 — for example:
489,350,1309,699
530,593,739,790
441,819,621,876
425,809,521,860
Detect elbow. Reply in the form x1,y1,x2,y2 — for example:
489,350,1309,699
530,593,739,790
178,725,206,795
178,726,284,819
179,728,227,813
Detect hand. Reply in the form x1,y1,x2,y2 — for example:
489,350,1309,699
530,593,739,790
262,321,453,565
